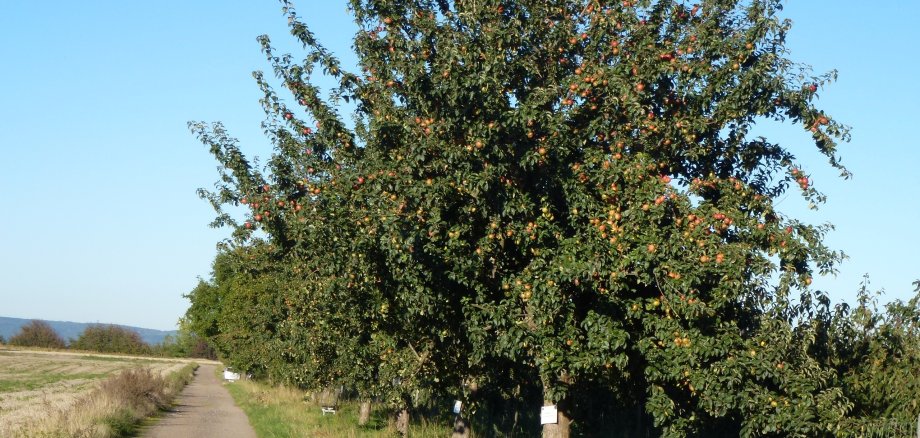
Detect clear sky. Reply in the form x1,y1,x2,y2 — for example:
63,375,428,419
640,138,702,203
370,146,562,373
1,1,917,331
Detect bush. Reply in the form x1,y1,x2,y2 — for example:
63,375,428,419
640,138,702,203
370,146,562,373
9,320,66,349
71,324,150,355
99,368,169,412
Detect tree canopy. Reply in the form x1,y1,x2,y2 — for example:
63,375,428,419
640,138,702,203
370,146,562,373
185,1,920,436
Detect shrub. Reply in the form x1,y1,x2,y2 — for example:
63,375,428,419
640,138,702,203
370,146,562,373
9,320,66,349
71,324,150,355
99,368,169,412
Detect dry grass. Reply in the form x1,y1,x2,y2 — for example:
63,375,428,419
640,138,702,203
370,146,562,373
0,350,196,437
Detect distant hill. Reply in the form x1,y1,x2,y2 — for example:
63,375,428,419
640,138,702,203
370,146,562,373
0,316,176,346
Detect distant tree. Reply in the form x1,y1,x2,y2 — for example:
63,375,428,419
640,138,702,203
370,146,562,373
0,334,5,344
151,318,217,359
70,324,150,355
189,244,288,378
810,278,920,436
9,320,66,349
175,315,218,359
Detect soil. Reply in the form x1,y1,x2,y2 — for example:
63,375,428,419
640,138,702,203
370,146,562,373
139,364,257,438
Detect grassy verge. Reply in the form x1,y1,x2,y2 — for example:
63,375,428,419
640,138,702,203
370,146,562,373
222,378,451,437
12,363,198,438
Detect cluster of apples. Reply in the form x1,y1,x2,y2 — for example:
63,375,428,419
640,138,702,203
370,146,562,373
790,168,809,190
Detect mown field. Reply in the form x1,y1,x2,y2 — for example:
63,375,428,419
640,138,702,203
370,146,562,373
0,349,189,436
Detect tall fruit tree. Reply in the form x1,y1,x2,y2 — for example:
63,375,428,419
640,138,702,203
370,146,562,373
193,0,852,436
341,0,850,436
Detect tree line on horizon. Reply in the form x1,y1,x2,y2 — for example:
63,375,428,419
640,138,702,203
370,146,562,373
183,0,920,436
0,319,216,359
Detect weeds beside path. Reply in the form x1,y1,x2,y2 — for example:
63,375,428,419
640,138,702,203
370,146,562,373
224,378,451,437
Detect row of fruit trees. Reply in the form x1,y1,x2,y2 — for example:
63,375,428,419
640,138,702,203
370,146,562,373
184,1,920,436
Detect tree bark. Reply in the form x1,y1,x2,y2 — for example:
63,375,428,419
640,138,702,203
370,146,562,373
396,408,410,437
451,377,477,438
358,400,372,426
541,400,571,438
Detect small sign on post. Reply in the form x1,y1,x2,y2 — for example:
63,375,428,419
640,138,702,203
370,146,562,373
540,405,558,425
453,400,463,414
223,368,241,382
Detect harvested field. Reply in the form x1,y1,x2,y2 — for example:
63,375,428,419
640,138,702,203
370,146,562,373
0,349,192,436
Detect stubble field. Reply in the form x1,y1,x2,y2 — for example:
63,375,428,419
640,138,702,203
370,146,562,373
0,349,189,436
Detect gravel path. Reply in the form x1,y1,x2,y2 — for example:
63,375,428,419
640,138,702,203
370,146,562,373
140,363,257,438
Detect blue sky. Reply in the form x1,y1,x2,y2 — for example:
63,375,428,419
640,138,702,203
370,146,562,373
1,1,917,331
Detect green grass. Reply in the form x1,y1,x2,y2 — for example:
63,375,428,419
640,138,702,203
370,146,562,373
223,378,451,438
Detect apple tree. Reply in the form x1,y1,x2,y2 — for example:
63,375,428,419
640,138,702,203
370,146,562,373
190,0,860,436
330,0,851,436
811,278,920,437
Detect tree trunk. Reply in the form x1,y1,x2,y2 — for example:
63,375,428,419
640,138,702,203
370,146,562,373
358,400,372,426
396,408,410,437
511,384,521,433
541,400,571,438
451,414,472,438
542,373,571,438
451,377,477,438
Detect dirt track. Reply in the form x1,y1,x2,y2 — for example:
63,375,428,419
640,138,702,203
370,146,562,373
139,363,257,438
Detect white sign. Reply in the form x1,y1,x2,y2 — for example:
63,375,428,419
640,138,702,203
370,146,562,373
540,405,558,424
453,400,463,414
223,369,241,381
